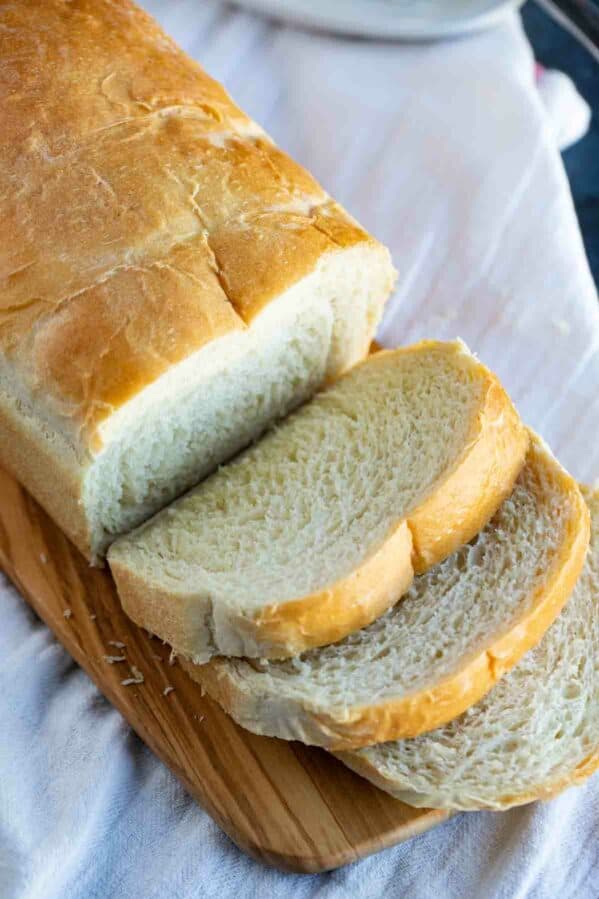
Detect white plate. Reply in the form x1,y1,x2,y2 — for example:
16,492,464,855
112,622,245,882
230,0,525,39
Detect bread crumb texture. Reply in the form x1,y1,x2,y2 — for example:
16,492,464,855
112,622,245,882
339,488,599,810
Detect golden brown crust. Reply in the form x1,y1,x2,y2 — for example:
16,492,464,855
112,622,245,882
111,522,414,660
31,241,245,437
0,0,380,445
408,367,529,574
337,742,599,813
478,752,599,811
250,522,414,657
208,203,370,323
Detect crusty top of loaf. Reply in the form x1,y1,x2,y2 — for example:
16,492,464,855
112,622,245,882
0,0,380,448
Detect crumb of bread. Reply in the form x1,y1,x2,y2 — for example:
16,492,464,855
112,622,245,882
152,654,163,662
199,683,206,697
89,613,97,621
109,640,126,649
103,655,127,664
63,608,72,619
168,648,177,666
39,552,47,564
121,665,144,686
163,686,174,696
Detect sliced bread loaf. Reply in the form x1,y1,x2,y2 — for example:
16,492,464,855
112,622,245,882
109,340,527,662
336,487,598,811
190,434,589,746
0,0,395,562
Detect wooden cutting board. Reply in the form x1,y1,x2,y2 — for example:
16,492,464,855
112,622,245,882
0,467,450,873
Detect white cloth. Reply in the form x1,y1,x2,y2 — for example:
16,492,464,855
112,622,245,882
536,66,592,150
1,3,597,897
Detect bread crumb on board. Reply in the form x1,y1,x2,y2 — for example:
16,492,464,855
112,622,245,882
39,552,48,564
168,648,177,666
121,665,144,686
103,655,127,664
89,613,97,621
63,608,72,619
109,640,126,649
163,685,174,696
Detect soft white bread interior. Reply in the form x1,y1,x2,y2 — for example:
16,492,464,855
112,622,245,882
76,247,392,559
190,434,589,747
336,487,599,811
0,0,395,561
109,340,528,662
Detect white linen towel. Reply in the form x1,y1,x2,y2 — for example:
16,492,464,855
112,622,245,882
0,3,597,897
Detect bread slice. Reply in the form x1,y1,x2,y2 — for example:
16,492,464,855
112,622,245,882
0,0,395,561
191,434,589,746
109,340,527,662
337,487,598,811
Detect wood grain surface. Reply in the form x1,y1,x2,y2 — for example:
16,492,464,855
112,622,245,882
0,466,449,873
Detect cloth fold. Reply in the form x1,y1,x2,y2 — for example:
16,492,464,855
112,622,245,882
1,3,597,897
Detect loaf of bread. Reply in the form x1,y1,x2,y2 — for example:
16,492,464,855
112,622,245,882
190,434,589,747
337,487,599,811
0,0,395,561
109,341,528,662
5,0,595,831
